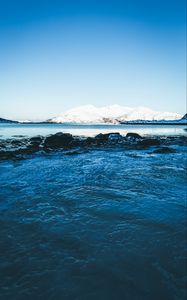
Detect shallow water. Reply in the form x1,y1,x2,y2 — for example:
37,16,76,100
0,145,186,300
0,123,186,139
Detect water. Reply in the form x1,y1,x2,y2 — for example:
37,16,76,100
0,123,186,139
0,144,186,300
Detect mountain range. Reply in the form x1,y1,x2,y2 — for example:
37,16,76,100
47,105,182,124
1,105,186,124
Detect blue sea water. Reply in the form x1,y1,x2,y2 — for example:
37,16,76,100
0,123,186,138
0,124,187,300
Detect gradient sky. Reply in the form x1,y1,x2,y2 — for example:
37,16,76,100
0,0,186,120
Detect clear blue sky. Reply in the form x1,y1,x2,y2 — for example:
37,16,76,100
0,0,186,120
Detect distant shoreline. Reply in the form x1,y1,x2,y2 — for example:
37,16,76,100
119,122,187,126
0,121,186,126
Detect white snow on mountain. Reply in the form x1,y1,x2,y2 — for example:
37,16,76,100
19,120,32,123
48,104,181,124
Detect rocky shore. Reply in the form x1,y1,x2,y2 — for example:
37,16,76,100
0,132,186,160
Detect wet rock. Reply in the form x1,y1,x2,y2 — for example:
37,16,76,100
30,136,43,143
0,140,6,148
0,133,185,160
27,143,40,152
159,136,187,147
178,136,187,146
84,137,96,146
29,136,43,150
44,132,74,149
126,132,142,139
95,133,110,142
0,150,11,159
68,138,84,148
108,133,123,141
138,138,161,147
0,150,23,160
11,140,26,147
95,132,122,144
94,134,110,145
153,147,176,154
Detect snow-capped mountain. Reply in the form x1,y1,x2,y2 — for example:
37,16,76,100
47,105,181,124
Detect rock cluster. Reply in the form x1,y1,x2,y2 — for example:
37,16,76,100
0,132,186,160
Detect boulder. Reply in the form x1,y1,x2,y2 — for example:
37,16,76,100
68,138,84,148
30,136,43,143
108,133,123,141
44,132,74,149
27,142,40,151
11,140,24,146
95,133,110,141
84,137,96,146
126,132,142,139
95,132,121,143
29,136,43,150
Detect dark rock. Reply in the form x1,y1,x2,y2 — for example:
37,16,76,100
27,142,40,151
44,132,74,149
138,138,161,147
108,133,123,141
178,135,187,145
68,138,83,147
0,150,23,160
126,132,142,139
29,136,43,150
95,133,110,141
0,140,8,148
84,137,96,146
11,140,26,146
94,134,109,145
153,147,176,154
0,150,11,159
95,132,121,143
30,136,43,143
181,113,187,120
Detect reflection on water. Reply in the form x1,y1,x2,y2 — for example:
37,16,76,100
0,123,186,138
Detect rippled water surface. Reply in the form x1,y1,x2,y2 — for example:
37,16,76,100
0,146,187,300
0,123,186,138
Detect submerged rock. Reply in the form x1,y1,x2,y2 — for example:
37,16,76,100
44,132,74,149
138,138,161,147
153,147,176,154
65,149,89,155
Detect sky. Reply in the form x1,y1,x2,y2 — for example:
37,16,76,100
0,0,186,120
